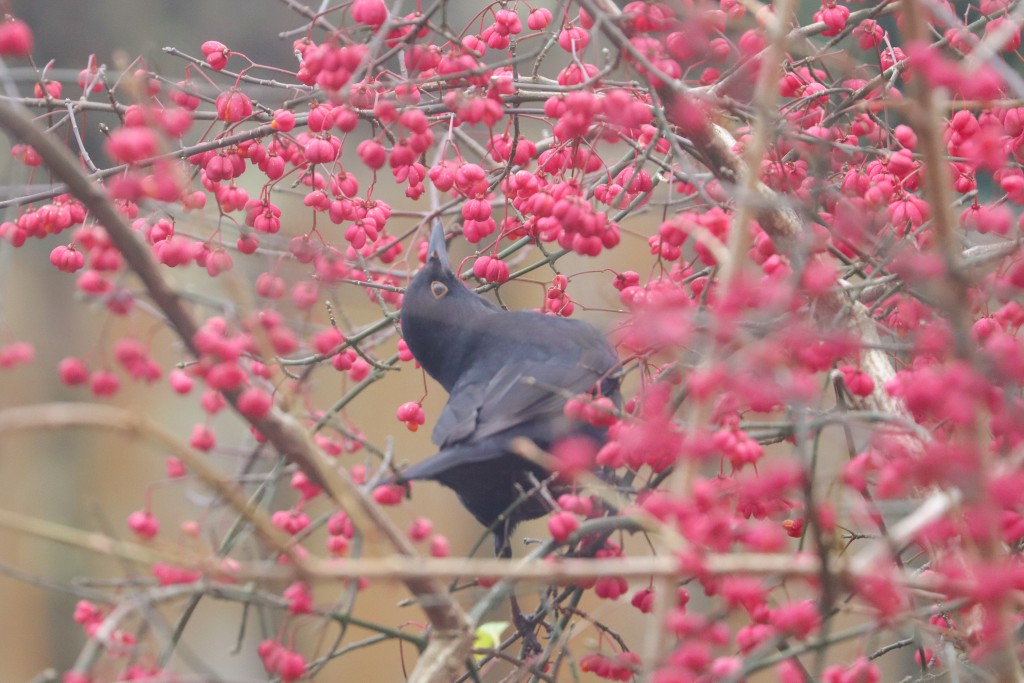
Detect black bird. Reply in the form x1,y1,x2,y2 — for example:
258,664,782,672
397,222,620,557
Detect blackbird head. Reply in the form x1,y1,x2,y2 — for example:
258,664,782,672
400,222,495,390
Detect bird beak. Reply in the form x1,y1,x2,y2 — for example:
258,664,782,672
427,221,450,270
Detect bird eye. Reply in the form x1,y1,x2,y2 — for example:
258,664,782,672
430,280,448,298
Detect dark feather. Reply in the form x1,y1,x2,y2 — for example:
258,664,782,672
397,223,620,555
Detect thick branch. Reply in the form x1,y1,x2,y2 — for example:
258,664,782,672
0,99,472,674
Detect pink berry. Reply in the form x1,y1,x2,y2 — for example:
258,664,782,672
408,516,433,541
351,0,387,27
201,40,229,70
90,370,120,397
127,509,159,539
528,8,552,30
189,424,216,451
373,483,404,505
272,109,296,132
429,534,450,557
166,457,187,478
0,18,33,56
50,245,85,273
548,510,580,542
357,139,386,169
215,89,252,122
558,25,590,53
396,401,426,431
59,357,90,386
238,387,273,419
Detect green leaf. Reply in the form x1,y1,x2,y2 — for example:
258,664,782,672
472,621,510,661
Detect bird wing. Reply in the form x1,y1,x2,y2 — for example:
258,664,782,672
397,437,557,489
395,439,501,480
432,353,614,449
398,362,606,482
